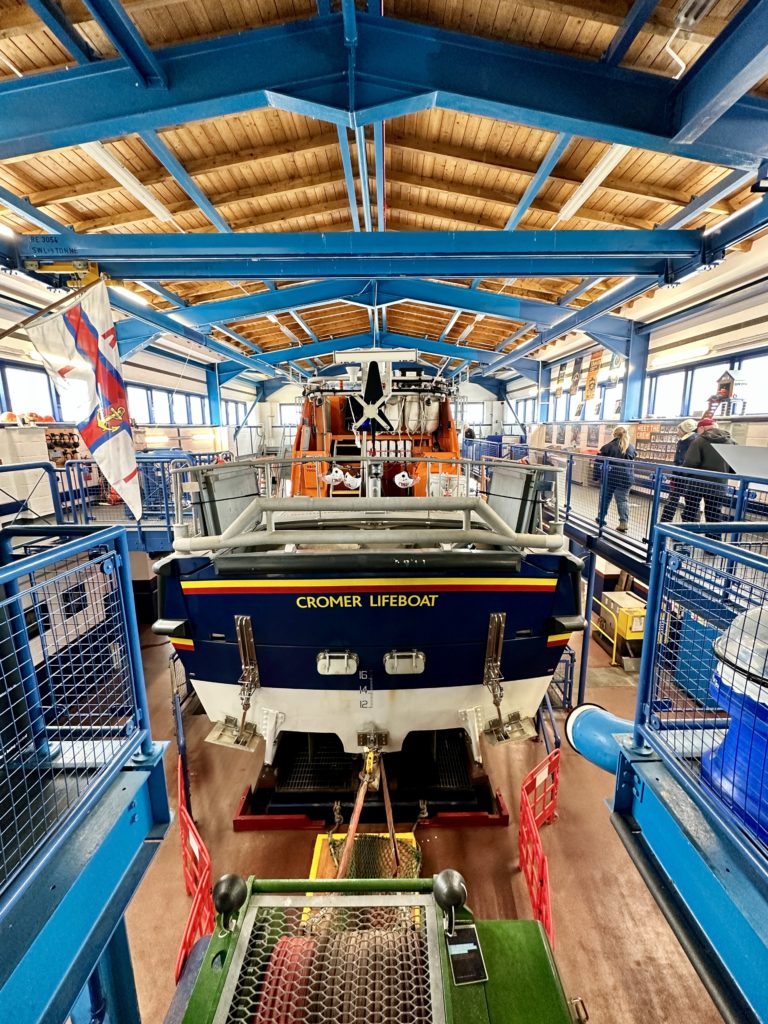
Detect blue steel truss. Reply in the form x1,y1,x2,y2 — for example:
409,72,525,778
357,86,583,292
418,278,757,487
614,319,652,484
1,14,767,168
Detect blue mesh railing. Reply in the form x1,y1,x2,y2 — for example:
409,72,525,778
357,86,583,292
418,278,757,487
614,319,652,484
0,525,152,898
635,522,768,861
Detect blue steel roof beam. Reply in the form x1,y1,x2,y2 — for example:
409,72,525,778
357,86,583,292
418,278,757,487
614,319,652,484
26,0,97,63
672,0,768,145
109,293,284,378
448,359,471,378
600,0,660,68
138,129,231,232
175,281,373,328
355,126,373,231
137,281,187,307
79,0,167,87
254,332,502,366
373,122,385,231
2,18,768,168
20,231,700,283
376,279,631,336
337,126,361,231
439,310,461,342
288,311,318,342
504,132,572,231
495,325,532,352
584,330,629,358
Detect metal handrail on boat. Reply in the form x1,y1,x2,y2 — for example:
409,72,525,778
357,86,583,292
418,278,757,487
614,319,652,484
170,454,564,554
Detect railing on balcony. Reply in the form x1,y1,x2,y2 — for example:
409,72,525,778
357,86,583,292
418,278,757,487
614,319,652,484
464,440,768,566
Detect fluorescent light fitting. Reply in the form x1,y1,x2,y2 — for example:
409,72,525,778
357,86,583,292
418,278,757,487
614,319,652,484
80,141,175,223
110,284,151,307
557,145,631,223
651,344,710,368
0,223,15,240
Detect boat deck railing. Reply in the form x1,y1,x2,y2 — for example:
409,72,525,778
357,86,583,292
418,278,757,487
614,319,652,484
169,453,565,554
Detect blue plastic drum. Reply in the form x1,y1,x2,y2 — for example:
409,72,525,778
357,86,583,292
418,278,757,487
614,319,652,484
701,606,768,846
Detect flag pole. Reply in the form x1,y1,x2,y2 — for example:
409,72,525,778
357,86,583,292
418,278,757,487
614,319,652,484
0,277,102,344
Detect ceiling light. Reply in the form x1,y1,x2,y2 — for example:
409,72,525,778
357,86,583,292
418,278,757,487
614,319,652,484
80,141,176,223
650,344,710,369
0,223,15,240
556,145,631,223
110,284,151,307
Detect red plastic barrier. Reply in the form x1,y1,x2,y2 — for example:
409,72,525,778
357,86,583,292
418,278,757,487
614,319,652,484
175,757,215,983
517,750,559,947
520,749,560,829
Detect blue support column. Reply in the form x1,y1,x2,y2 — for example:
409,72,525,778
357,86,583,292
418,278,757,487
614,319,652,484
623,322,649,419
206,368,222,426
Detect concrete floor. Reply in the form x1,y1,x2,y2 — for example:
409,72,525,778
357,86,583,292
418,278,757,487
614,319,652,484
127,629,722,1024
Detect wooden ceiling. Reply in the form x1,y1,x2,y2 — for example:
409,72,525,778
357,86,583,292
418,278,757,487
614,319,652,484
0,0,761,374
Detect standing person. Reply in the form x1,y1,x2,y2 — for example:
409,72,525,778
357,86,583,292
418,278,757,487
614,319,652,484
463,424,475,441
598,425,636,533
660,418,697,523
682,417,735,528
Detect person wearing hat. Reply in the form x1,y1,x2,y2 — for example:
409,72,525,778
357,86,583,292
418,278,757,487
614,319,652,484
660,418,697,523
682,417,735,528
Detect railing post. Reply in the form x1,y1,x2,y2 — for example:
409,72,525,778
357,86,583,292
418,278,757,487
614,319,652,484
633,527,666,749
577,550,596,706
115,528,154,757
647,465,663,561
596,457,608,535
563,454,573,522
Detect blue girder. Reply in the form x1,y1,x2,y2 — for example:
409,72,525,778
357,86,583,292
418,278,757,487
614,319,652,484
14,229,703,280
1,15,768,167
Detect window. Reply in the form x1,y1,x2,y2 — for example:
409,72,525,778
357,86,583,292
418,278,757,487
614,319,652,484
651,371,685,418
689,363,728,418
279,403,301,427
552,392,568,422
738,353,768,414
461,402,485,426
172,392,189,425
189,395,206,425
5,367,54,418
151,389,170,424
126,386,150,424
59,379,91,423
223,400,247,426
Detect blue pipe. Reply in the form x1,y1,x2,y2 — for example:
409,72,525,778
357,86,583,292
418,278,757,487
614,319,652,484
565,703,634,774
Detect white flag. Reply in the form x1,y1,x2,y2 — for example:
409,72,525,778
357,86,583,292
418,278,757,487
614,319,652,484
26,281,142,519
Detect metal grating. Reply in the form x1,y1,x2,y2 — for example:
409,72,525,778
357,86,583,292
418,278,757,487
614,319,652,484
0,545,138,893
328,835,422,880
645,528,768,852
220,900,434,1024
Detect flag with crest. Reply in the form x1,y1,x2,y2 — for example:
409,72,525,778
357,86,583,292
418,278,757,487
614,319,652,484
26,281,142,519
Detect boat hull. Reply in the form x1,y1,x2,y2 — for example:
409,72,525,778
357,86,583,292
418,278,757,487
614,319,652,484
158,549,583,760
